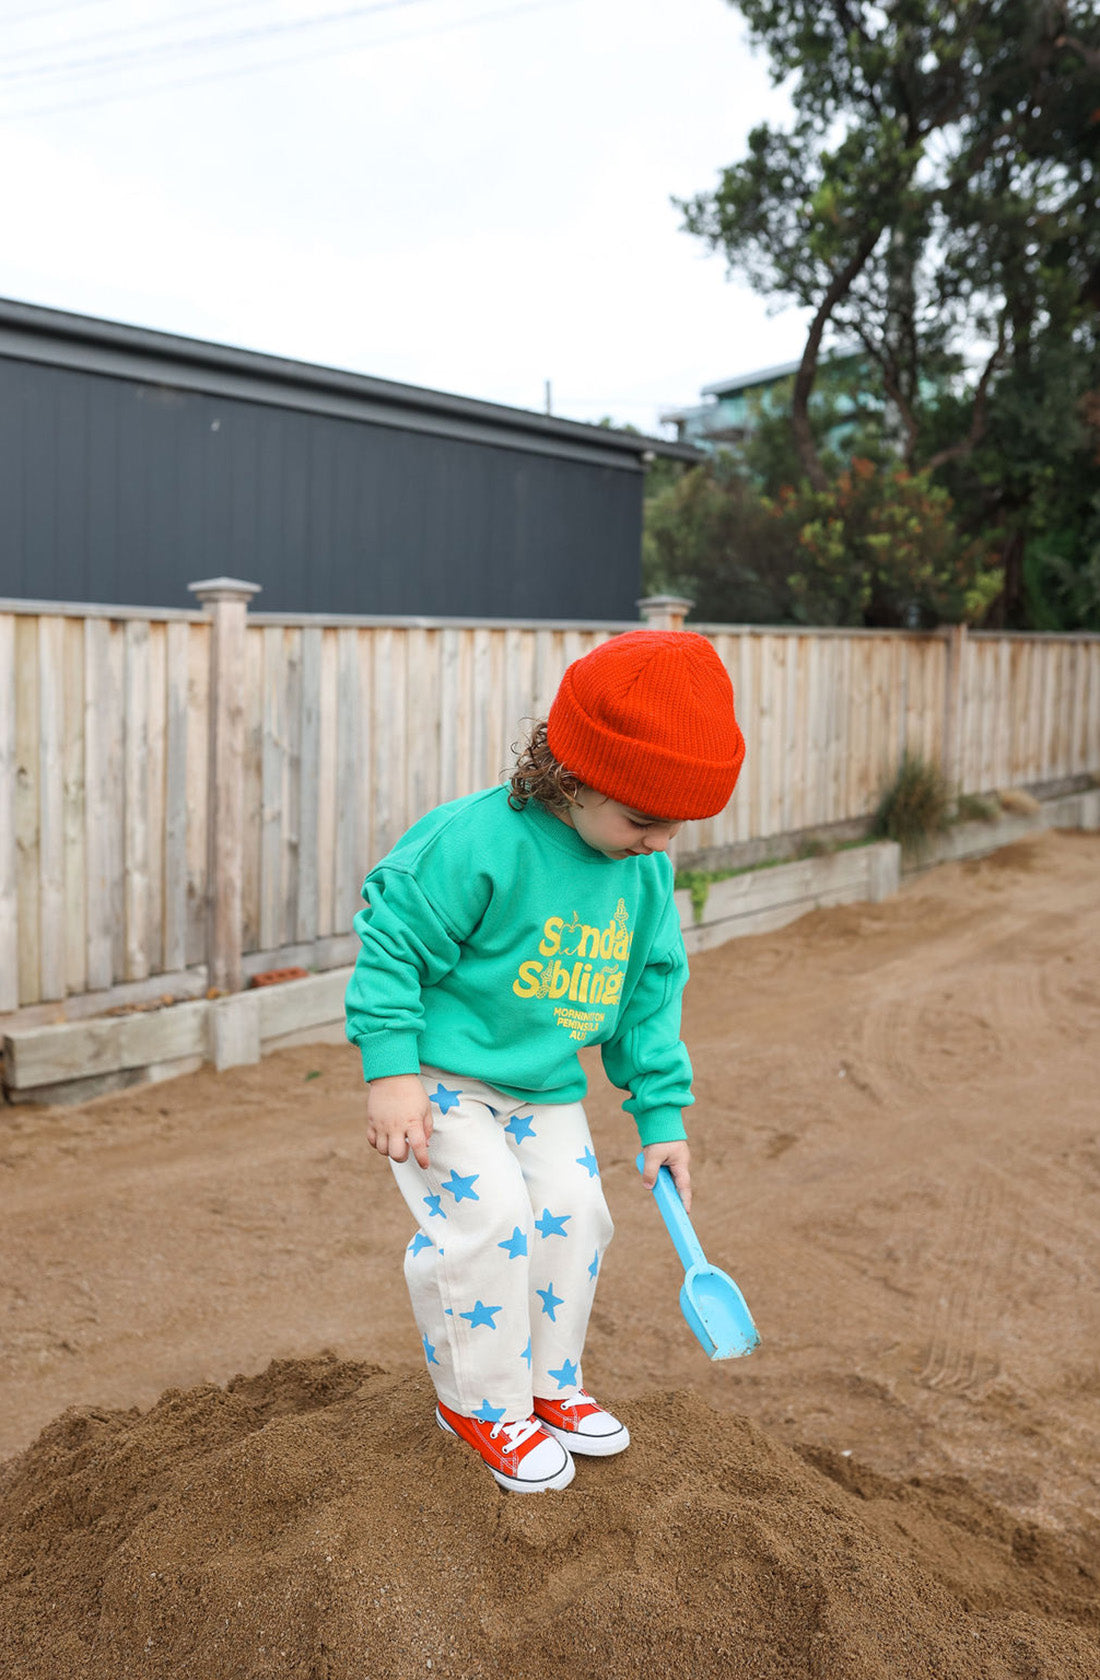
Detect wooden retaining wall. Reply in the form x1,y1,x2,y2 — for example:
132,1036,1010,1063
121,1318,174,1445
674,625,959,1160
2,585,1099,1021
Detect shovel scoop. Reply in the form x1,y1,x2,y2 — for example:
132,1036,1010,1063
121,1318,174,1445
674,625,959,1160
636,1155,760,1360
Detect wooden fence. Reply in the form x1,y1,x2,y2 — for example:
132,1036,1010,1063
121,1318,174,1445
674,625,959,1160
2,584,1098,1018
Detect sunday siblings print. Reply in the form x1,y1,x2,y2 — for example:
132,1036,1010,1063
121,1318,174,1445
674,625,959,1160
511,899,633,1041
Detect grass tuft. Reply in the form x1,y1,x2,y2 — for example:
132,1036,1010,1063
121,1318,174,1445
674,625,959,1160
872,754,950,853
955,793,999,824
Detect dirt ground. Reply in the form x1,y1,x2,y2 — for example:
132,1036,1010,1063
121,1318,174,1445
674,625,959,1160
2,828,1099,1678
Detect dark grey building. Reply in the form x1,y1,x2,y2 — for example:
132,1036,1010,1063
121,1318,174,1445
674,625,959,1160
0,298,695,618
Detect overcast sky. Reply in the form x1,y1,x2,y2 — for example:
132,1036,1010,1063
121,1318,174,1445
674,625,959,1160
2,0,810,434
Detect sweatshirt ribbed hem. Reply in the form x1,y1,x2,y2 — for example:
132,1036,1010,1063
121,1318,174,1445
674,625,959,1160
357,1030,421,1083
634,1105,688,1147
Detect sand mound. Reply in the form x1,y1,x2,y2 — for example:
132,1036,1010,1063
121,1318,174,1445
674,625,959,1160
2,1357,1096,1680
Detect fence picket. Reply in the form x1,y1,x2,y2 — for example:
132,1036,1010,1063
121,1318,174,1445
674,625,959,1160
184,622,209,971
163,621,190,974
14,619,41,1004
316,627,337,937
284,627,303,950
0,616,17,1011
297,626,322,946
37,616,67,1001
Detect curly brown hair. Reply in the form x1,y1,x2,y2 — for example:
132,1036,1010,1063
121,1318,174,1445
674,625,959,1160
508,720,580,814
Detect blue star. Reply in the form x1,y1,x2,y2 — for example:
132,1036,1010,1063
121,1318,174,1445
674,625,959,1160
535,1207,571,1239
505,1112,536,1144
441,1170,480,1203
429,1083,463,1115
537,1283,563,1322
460,1300,502,1330
498,1226,528,1260
422,1194,447,1220
548,1358,579,1391
407,1231,433,1257
576,1147,600,1179
422,1335,439,1367
444,1308,454,1316
521,1337,532,1369
588,1248,600,1280
472,1399,506,1423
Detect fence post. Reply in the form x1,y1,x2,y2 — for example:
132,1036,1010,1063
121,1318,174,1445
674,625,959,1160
188,577,262,994
637,595,695,632
942,621,968,795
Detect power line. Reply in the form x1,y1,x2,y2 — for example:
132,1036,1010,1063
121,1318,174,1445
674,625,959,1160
4,0,280,65
1,0,579,119
0,0,442,85
3,0,117,26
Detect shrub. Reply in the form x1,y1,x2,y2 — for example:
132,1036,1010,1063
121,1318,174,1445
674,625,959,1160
872,754,951,852
768,460,1004,628
954,793,999,824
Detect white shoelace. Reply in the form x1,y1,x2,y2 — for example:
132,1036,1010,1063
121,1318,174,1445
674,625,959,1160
491,1416,543,1450
556,1389,592,1413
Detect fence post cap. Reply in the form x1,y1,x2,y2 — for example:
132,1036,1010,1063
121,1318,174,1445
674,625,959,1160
637,594,695,630
187,577,263,606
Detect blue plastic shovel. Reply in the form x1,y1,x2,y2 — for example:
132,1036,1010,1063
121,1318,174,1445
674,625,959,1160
636,1155,760,1360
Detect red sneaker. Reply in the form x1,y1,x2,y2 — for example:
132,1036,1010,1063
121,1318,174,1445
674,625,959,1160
533,1389,630,1457
436,1402,575,1493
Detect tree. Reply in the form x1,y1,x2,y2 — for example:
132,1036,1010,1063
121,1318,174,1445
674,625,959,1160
678,1,1100,624
642,453,799,621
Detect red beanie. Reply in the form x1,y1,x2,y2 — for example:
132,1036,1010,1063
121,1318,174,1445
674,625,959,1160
547,630,745,821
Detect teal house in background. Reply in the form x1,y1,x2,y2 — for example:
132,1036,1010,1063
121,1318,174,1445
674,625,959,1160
660,345,870,455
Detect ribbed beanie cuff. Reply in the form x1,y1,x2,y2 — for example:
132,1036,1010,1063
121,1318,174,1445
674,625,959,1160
547,630,745,821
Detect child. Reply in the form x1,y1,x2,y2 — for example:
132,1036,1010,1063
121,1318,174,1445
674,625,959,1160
345,629,744,1493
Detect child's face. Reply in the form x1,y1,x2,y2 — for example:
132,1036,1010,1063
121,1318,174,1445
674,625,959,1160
563,790,684,860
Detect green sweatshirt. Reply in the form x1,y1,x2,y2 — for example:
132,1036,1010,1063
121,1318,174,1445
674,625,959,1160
344,786,692,1145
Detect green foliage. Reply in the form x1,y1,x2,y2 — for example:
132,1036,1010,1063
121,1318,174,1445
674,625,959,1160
872,754,951,853
644,453,1002,628
954,793,999,824
674,869,714,924
769,458,1003,628
642,455,798,621
677,0,1100,628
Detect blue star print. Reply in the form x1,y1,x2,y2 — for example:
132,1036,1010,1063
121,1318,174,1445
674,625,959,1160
422,1194,446,1220
498,1226,528,1260
588,1248,600,1280
576,1147,599,1179
407,1231,433,1258
548,1358,579,1391
521,1337,532,1369
460,1300,502,1330
537,1283,563,1322
441,1170,480,1203
535,1208,571,1239
504,1112,536,1144
422,1335,439,1367
472,1399,507,1423
429,1083,463,1115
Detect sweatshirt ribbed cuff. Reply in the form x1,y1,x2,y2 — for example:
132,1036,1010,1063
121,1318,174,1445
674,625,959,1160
634,1105,688,1147
357,1030,421,1083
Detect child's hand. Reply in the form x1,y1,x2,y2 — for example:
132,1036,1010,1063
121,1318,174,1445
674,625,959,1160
640,1139,692,1213
366,1075,434,1169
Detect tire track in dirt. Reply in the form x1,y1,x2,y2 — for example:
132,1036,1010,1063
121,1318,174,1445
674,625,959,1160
916,1173,1021,1399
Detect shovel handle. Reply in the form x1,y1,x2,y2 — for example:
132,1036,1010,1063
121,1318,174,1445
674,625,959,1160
636,1154,708,1273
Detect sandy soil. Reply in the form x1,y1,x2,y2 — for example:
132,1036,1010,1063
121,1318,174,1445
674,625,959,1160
2,828,1099,1677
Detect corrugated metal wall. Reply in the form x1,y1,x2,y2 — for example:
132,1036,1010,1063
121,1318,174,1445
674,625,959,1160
0,356,642,618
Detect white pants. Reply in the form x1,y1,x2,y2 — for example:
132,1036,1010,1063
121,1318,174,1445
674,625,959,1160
389,1065,615,1422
